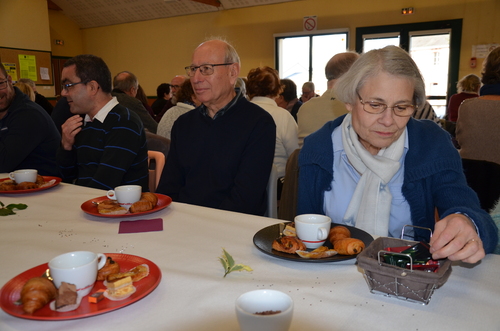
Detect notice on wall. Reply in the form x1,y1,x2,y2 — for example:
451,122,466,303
40,67,50,80
472,44,499,58
18,54,38,81
2,62,17,81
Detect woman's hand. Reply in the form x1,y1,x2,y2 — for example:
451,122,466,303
61,115,83,151
429,213,485,263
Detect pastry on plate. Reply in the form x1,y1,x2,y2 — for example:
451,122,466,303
20,277,57,314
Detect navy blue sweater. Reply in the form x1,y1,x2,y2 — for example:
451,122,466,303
298,115,498,253
157,96,276,216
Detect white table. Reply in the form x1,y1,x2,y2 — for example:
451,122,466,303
1,177,499,331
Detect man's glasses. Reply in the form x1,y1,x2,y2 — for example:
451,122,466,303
61,81,86,92
184,63,233,77
357,92,416,117
0,79,8,90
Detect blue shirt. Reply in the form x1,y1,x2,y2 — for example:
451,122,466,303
323,125,412,238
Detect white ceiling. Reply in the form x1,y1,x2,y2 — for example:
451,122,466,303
50,0,300,29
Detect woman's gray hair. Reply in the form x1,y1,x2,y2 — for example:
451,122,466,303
335,45,426,110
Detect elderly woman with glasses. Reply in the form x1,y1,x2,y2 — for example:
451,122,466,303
298,46,497,263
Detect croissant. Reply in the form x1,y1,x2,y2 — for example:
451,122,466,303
328,226,351,245
333,238,365,255
272,236,307,254
20,277,57,314
140,192,158,206
129,200,153,213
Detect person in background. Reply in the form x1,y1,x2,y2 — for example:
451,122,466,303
157,79,201,140
135,84,155,119
276,78,302,122
18,78,54,115
169,75,187,104
297,51,359,147
298,45,497,263
0,63,61,176
157,38,275,216
246,66,298,178
112,71,158,133
447,74,481,123
151,83,171,115
155,76,187,122
57,54,149,191
456,46,500,166
14,81,35,101
412,101,443,127
299,81,319,103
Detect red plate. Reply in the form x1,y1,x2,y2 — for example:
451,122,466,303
80,194,172,218
0,253,161,320
0,176,61,194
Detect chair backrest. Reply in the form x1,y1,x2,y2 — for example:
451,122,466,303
278,148,300,221
265,164,278,218
147,150,165,193
462,158,500,213
145,131,171,159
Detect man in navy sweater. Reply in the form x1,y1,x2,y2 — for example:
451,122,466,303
157,39,276,216
56,55,149,191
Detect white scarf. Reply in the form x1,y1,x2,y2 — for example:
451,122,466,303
341,113,406,236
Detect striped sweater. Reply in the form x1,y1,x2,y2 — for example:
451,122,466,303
57,104,149,191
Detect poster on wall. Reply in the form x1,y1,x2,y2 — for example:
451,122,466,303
2,62,17,81
18,54,38,81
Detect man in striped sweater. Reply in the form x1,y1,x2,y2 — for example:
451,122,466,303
56,54,149,191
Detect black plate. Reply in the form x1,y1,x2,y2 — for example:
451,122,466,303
253,222,374,263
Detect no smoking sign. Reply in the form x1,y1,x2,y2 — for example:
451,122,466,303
303,16,317,31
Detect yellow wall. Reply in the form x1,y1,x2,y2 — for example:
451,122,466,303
76,0,500,96
4,0,500,97
0,0,56,97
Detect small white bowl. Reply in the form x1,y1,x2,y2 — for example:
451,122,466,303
235,289,293,331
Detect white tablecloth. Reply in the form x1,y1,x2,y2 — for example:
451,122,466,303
1,177,499,331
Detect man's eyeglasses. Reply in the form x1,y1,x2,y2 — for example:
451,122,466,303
61,81,86,92
184,63,234,77
170,85,180,89
0,79,8,90
357,92,416,117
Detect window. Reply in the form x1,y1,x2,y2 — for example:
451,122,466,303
356,20,462,118
275,29,349,96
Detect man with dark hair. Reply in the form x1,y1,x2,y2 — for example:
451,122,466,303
151,83,172,120
297,51,359,146
57,54,149,191
0,63,61,176
111,71,158,133
157,39,275,216
276,78,302,122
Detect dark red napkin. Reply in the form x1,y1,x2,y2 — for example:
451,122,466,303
119,218,163,234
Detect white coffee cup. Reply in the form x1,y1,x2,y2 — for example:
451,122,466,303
48,251,106,298
235,289,293,331
106,185,142,210
9,169,37,183
294,214,331,249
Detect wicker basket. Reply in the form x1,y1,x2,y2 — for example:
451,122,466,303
356,237,452,305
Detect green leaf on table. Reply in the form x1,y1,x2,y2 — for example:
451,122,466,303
0,201,28,216
219,248,252,278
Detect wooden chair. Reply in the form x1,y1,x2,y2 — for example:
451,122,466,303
147,151,165,193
